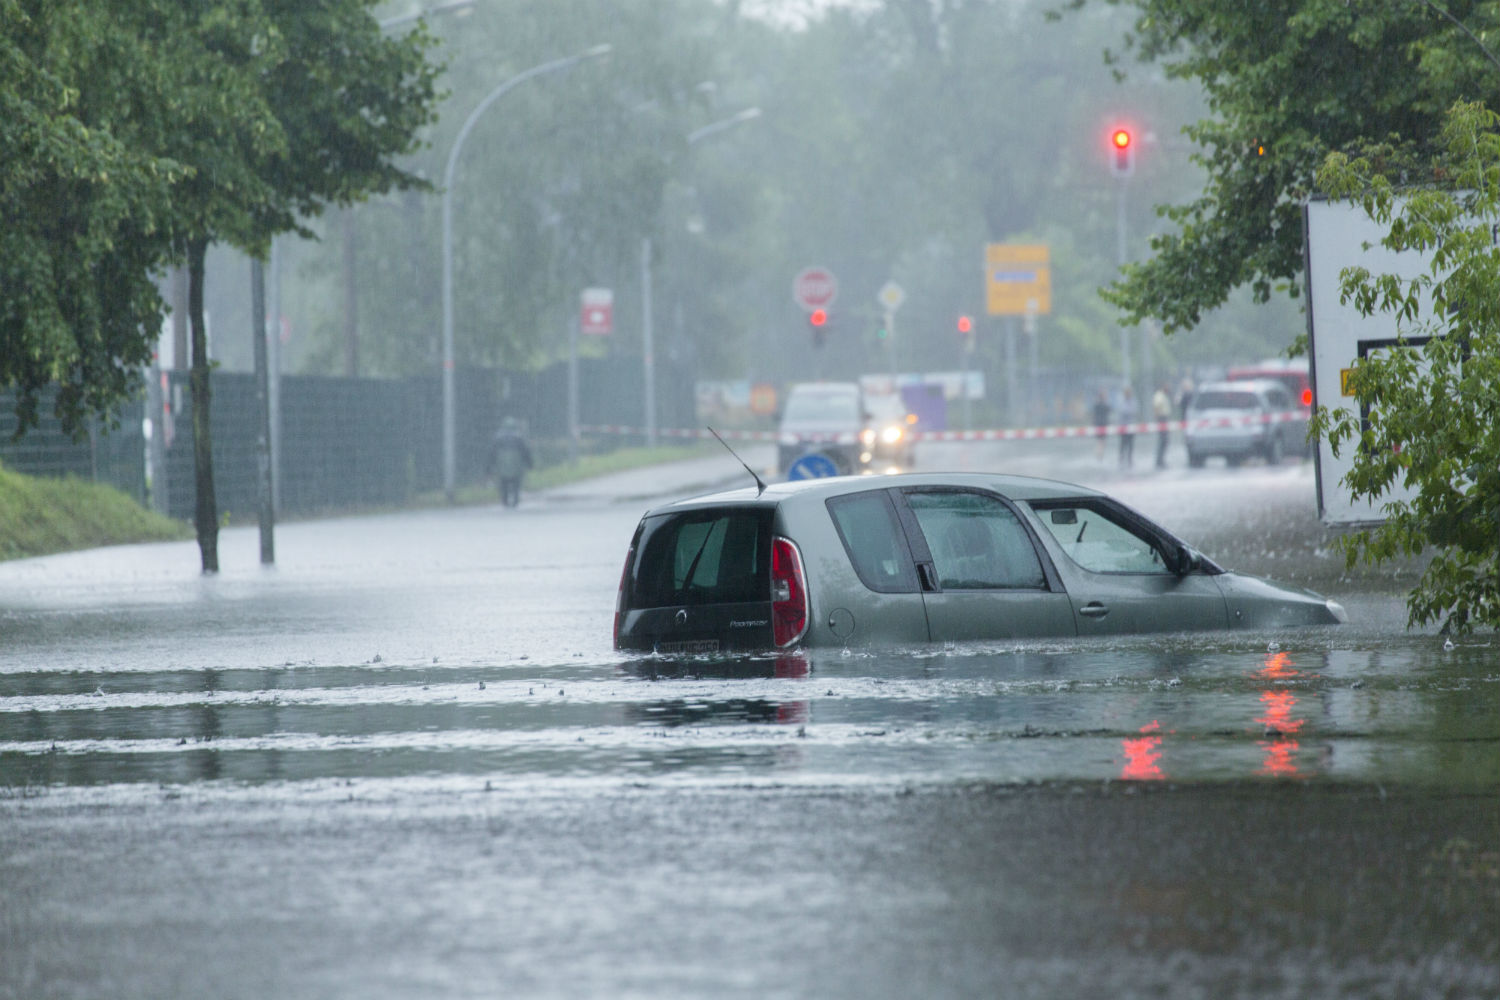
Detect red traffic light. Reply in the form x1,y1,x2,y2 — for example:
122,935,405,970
1109,126,1135,177
809,308,828,327
957,316,973,334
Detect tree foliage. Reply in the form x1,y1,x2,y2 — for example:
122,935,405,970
0,1,182,436
2,0,442,570
1080,0,1497,334
1312,101,1500,633
299,0,1288,389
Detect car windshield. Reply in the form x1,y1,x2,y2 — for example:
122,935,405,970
865,395,905,423
784,391,860,423
1192,390,1258,410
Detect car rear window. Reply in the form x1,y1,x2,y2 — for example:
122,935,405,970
628,508,771,608
827,491,919,593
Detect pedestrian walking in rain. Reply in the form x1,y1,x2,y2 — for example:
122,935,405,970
1152,382,1174,469
487,417,533,508
1117,385,1137,468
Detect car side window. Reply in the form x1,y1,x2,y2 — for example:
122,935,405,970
827,492,919,593
1031,502,1171,575
904,491,1046,590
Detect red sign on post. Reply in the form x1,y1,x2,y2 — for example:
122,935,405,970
580,287,613,335
792,267,838,311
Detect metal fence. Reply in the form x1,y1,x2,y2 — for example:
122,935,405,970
0,389,147,504
1,357,693,523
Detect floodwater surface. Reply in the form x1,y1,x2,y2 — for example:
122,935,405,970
1,459,1496,1000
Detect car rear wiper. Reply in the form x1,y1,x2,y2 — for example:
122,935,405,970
679,520,723,595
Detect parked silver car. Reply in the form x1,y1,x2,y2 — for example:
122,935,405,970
613,472,1345,653
1184,379,1300,468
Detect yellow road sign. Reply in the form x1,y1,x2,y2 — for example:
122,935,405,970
1340,367,1357,396
986,243,1051,316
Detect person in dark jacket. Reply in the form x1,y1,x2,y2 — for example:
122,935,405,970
487,417,533,507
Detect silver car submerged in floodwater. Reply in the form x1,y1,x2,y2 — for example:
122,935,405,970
613,472,1346,653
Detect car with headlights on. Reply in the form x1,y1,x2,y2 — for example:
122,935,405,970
861,392,916,471
775,381,870,476
613,472,1346,653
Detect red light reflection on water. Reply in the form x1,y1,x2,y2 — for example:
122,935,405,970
775,654,809,725
1121,720,1165,781
1254,651,1305,777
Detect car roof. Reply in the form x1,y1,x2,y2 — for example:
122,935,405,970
787,381,859,395
641,471,1107,517
1194,378,1284,396
1227,358,1309,375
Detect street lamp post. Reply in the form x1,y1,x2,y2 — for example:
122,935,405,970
640,106,761,448
440,43,611,502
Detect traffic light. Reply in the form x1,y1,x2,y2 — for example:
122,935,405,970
957,315,974,351
1109,127,1134,177
809,308,828,348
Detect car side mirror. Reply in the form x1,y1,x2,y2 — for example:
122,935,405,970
1172,543,1198,576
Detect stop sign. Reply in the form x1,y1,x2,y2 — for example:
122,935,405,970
792,267,838,311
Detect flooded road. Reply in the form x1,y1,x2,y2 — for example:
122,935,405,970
1,449,1497,998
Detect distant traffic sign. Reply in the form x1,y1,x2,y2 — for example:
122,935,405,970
985,244,1051,316
793,267,838,311
580,287,613,335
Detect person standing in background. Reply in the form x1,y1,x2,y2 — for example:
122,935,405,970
1117,385,1137,469
1092,389,1112,462
1152,382,1174,469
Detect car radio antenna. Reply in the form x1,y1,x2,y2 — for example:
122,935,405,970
707,426,767,496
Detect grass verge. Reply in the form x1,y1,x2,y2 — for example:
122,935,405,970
0,465,189,562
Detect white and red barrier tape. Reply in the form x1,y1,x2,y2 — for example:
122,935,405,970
580,411,1309,445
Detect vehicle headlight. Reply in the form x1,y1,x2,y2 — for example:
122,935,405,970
881,426,902,444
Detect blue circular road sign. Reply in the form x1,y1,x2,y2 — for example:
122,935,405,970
786,453,839,481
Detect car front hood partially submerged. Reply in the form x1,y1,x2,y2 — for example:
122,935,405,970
1214,572,1347,628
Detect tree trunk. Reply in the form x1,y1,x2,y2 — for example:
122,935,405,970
188,237,219,574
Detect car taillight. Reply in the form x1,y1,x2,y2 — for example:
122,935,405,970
612,546,634,649
770,536,809,647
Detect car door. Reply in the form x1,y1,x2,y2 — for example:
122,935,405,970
822,489,933,644
1025,499,1229,635
892,487,1076,641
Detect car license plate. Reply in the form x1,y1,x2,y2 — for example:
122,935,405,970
657,638,720,654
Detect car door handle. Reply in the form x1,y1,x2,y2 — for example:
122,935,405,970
1079,602,1109,619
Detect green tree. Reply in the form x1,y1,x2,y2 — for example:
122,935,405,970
101,0,439,571
1313,102,1500,632
1076,0,1486,333
0,1,182,436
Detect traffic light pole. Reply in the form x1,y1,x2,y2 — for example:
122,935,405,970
1116,179,1131,386
885,309,897,379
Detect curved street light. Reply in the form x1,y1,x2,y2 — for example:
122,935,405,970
441,43,612,502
